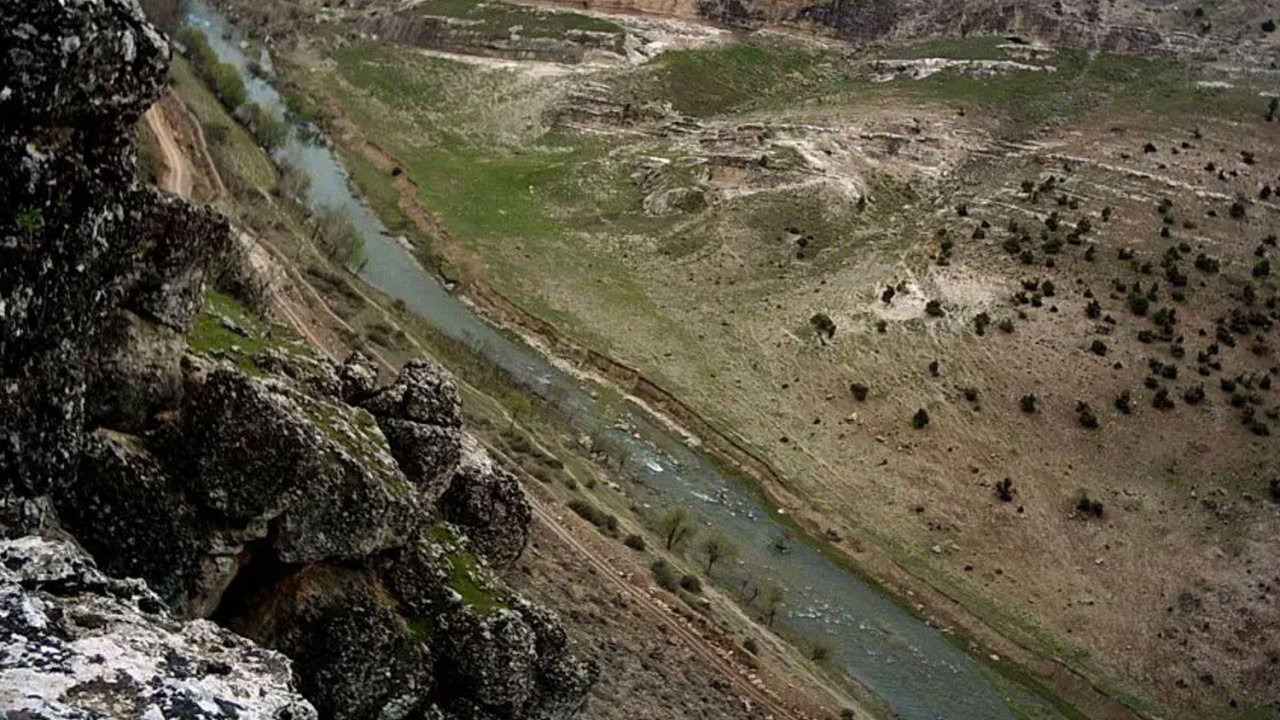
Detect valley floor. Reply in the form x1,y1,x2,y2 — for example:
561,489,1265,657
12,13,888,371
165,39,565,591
176,1,1280,717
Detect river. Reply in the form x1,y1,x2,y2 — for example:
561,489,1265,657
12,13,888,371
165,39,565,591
184,4,1069,718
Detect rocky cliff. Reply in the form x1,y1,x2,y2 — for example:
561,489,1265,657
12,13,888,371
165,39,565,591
0,1,594,718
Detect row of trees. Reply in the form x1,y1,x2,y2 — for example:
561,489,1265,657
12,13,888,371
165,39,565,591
175,28,290,154
653,508,786,626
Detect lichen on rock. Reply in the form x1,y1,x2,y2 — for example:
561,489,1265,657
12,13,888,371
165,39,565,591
0,536,317,720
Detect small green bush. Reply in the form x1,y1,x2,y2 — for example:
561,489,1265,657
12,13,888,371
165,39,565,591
568,498,618,535
679,574,702,594
651,560,679,592
623,534,646,551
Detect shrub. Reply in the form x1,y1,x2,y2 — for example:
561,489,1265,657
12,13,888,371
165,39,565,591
998,318,1015,333
810,644,831,663
568,498,619,535
1089,339,1108,356
1085,299,1101,319
242,103,289,151
1253,259,1271,278
911,408,930,429
623,534,646,551
1076,491,1104,518
1076,402,1099,429
679,574,702,594
1115,391,1132,414
1153,388,1175,410
809,312,836,339
1019,394,1037,413
1270,478,1280,502
962,387,979,403
743,637,760,655
995,478,1015,502
850,383,869,401
925,300,945,317
651,560,679,592
1184,385,1206,405
973,312,991,335
207,61,247,111
881,286,896,304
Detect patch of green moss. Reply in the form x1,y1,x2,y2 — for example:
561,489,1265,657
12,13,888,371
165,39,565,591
406,616,435,640
424,522,507,615
447,549,506,615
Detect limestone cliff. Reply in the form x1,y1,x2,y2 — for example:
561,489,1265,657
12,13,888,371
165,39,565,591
0,1,595,718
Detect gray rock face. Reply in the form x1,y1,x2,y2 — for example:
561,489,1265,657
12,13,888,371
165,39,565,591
439,436,533,566
0,0,230,496
221,565,436,720
363,358,464,429
337,350,380,405
57,429,216,614
380,418,465,502
0,535,317,720
434,598,597,720
86,308,189,431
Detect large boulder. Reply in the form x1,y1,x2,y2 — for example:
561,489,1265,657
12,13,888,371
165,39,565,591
0,0,228,496
57,429,221,615
362,358,463,428
380,418,465,502
218,564,435,720
439,437,532,565
176,368,422,563
434,598,597,720
85,308,189,431
0,535,317,719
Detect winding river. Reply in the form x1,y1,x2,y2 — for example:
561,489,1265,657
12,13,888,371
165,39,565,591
186,4,1068,718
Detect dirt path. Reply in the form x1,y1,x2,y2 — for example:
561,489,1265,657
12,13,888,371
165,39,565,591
144,97,193,198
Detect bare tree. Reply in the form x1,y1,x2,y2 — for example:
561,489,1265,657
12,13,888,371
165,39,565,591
657,507,695,551
764,585,785,627
701,534,737,575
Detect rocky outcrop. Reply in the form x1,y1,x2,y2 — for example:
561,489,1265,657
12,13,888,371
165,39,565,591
0,2,593,719
439,436,533,565
0,536,316,719
0,0,231,497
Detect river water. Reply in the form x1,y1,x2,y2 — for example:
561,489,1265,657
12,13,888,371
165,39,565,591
184,5,1067,718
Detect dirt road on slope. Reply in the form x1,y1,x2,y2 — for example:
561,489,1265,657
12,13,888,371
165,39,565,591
144,96,193,198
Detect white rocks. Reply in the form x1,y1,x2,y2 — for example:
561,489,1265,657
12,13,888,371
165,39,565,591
0,536,316,720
